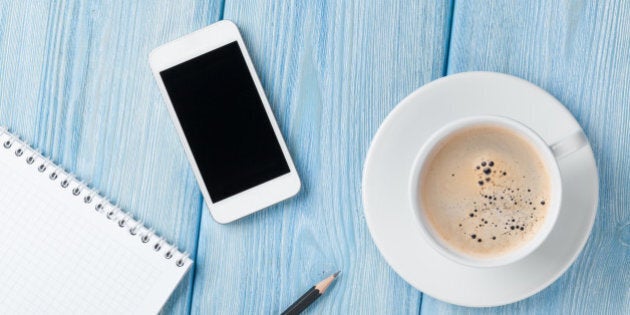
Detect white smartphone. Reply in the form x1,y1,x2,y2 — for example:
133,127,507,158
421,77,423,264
149,20,301,223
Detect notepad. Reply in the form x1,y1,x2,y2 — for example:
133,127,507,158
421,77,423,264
0,127,191,314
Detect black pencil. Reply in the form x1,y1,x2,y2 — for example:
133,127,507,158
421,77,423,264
281,271,340,315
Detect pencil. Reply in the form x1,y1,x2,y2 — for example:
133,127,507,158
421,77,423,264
280,271,340,315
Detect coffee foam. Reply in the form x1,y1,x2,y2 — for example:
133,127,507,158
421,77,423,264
420,125,550,258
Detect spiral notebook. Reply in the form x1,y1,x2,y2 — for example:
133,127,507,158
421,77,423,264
0,127,192,314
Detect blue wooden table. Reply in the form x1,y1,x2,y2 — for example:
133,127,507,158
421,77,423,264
1,1,628,314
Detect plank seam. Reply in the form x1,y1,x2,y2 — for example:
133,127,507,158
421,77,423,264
218,0,226,20
421,2,456,314
186,194,206,314
442,0,456,77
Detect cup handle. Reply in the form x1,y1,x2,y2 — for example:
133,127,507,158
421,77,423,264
549,130,589,160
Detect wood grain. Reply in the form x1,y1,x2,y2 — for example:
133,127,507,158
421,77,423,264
0,1,223,314
421,1,630,314
189,0,452,314
4,0,627,314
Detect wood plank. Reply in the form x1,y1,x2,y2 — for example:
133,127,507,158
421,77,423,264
0,1,223,313
190,1,452,313
421,1,630,314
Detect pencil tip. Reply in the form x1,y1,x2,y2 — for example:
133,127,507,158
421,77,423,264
315,271,341,293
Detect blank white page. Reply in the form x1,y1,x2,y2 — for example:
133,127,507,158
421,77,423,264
0,129,191,314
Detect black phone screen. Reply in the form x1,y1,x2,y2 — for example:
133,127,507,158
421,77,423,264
160,41,290,202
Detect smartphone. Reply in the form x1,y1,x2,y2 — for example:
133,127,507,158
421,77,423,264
149,20,301,223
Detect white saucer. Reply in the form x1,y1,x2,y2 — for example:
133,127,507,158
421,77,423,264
362,72,599,307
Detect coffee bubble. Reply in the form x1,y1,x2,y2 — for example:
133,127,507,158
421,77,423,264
420,125,551,258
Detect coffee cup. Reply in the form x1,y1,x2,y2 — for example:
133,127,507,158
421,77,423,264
409,116,587,267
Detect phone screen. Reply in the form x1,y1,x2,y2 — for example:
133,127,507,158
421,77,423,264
160,41,290,202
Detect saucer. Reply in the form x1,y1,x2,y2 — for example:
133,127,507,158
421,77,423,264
362,72,598,307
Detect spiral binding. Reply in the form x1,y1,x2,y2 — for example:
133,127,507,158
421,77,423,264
0,127,189,268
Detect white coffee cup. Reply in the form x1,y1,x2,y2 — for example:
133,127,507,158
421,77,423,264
408,116,587,268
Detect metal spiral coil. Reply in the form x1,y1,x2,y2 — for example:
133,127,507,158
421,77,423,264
0,126,189,268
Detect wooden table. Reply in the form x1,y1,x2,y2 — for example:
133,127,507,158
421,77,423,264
1,1,628,314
